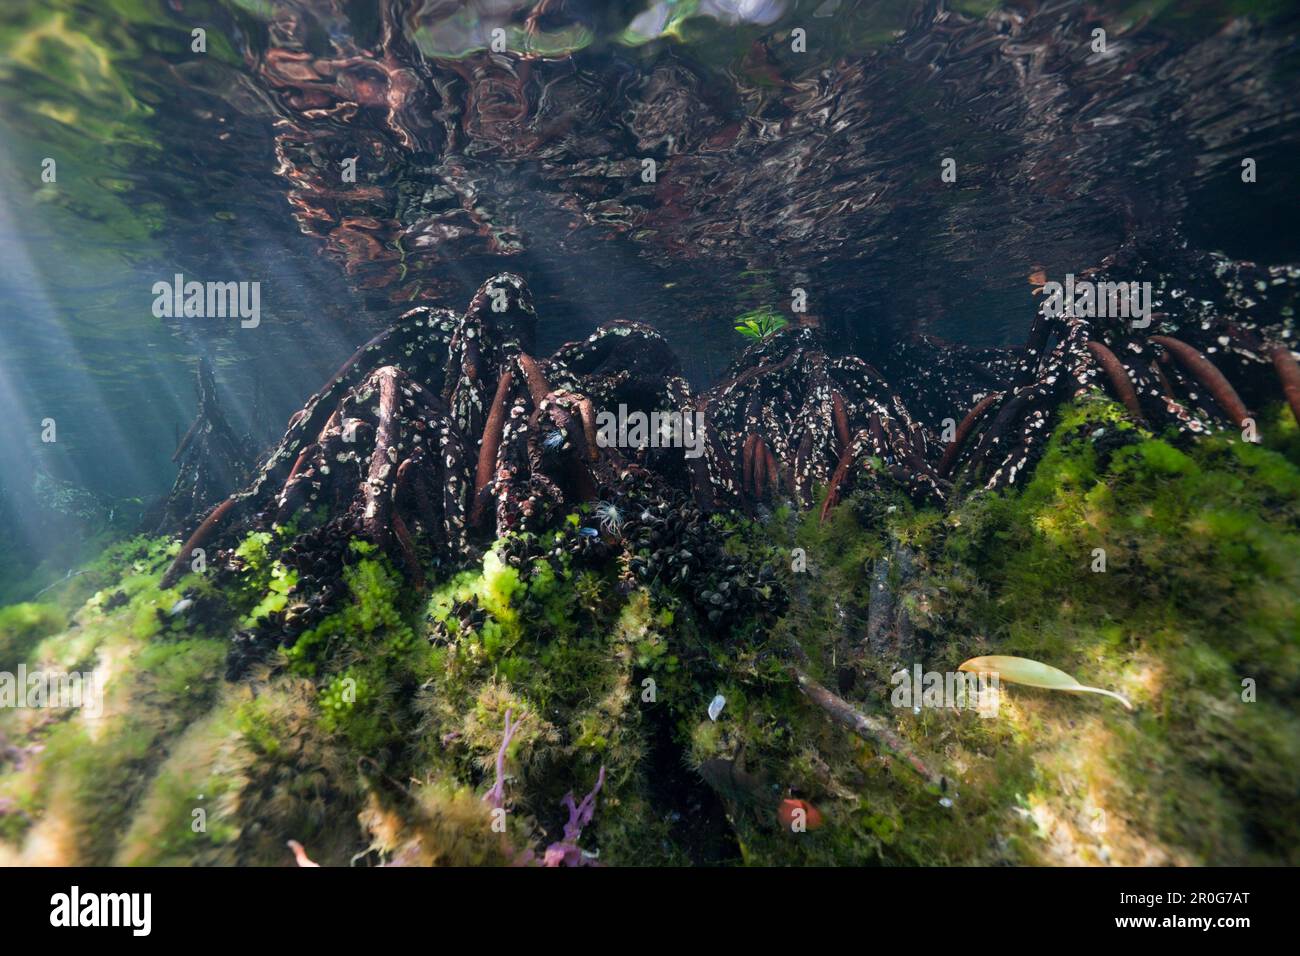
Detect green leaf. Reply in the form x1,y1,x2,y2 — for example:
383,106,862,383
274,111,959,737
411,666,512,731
732,308,789,343
958,655,1133,710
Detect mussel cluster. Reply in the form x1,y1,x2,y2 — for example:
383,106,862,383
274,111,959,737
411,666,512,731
224,516,359,679
493,484,787,630
619,499,785,626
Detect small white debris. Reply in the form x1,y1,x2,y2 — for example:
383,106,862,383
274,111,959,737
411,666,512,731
707,694,726,722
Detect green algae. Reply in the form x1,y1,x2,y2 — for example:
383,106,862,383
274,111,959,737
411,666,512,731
0,534,227,864
681,396,1299,865
917,398,1300,864
0,603,66,670
1,395,1297,865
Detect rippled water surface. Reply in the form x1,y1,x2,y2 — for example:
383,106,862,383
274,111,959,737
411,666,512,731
2,0,1299,584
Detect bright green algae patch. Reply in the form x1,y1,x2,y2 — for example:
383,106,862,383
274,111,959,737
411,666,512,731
1,396,1297,865
772,397,1300,865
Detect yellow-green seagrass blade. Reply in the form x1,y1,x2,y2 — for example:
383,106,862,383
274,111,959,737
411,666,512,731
958,655,1132,710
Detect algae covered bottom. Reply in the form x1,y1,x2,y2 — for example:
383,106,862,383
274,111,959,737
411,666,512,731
2,395,1297,866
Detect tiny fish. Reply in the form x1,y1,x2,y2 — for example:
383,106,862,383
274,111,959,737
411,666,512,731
707,693,726,721
777,798,824,831
578,527,600,538
169,598,194,616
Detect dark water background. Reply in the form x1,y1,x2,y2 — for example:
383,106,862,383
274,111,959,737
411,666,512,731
2,0,1299,594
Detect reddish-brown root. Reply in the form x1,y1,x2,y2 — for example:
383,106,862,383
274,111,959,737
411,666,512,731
575,396,600,462
761,440,780,496
741,433,757,495
819,440,857,524
161,495,237,588
831,391,850,454
1151,335,1250,427
471,370,514,527
753,437,769,498
1086,341,1146,424
391,511,424,590
936,393,1001,477
1271,346,1300,427
516,353,552,407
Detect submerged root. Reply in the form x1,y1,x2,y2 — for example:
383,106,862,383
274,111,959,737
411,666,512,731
1272,346,1300,426
792,668,949,794
1086,341,1146,424
1150,334,1251,427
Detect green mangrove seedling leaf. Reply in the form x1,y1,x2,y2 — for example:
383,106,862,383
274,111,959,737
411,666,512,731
958,655,1133,710
733,308,789,343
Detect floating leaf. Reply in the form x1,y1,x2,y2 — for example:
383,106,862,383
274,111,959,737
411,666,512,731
958,655,1132,710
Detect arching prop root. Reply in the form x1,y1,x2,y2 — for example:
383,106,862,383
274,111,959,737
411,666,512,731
703,327,945,517
942,299,1291,489
471,370,515,527
1271,346,1300,426
936,392,1002,478
158,276,700,608
159,274,1291,631
161,495,238,589
1150,335,1251,427
1086,341,1146,424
